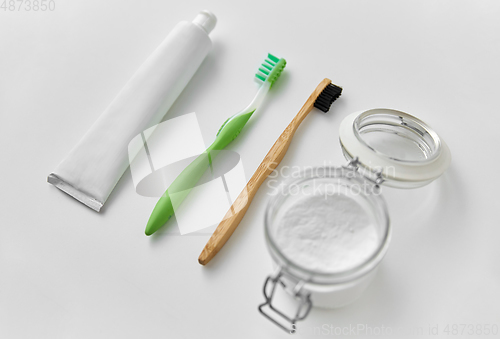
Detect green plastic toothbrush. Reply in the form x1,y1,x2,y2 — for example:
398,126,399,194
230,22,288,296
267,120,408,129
145,53,286,236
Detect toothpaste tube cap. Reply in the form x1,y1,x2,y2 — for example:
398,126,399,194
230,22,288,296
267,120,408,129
193,10,217,34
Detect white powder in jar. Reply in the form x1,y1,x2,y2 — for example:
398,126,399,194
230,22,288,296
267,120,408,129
275,193,379,273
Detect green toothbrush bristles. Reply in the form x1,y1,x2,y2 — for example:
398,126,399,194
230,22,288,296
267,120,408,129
255,53,286,87
268,53,280,63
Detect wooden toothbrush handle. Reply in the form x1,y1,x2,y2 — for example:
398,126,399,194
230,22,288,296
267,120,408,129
198,78,332,265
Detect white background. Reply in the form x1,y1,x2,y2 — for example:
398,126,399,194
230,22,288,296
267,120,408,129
1,1,499,338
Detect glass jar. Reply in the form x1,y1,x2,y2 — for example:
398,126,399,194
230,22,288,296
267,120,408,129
259,109,451,333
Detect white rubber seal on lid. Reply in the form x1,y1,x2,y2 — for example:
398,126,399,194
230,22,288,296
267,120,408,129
339,108,451,188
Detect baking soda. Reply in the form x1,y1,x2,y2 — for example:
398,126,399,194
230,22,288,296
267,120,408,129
275,193,379,273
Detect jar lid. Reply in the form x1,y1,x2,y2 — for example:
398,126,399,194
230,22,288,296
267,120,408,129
339,108,451,188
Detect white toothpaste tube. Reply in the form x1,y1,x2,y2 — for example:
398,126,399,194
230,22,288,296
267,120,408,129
48,10,217,211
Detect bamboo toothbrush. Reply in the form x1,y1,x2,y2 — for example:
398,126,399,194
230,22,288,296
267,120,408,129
198,78,342,265
145,53,286,236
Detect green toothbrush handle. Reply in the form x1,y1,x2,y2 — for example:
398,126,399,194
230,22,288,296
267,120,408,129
145,110,255,236
213,110,255,149
145,151,210,235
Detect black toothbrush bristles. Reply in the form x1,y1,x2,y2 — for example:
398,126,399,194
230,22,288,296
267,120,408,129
314,83,342,113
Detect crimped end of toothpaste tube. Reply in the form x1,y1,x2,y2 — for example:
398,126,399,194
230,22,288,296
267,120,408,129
47,173,103,212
